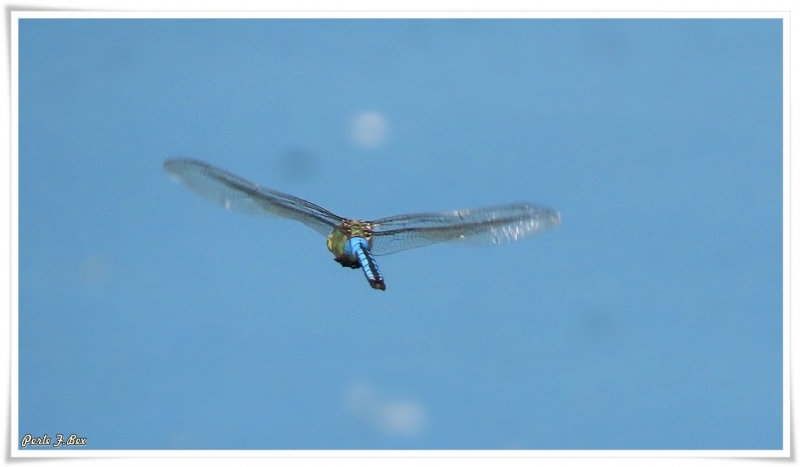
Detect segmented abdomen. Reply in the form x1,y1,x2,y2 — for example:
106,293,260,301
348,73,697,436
346,237,386,290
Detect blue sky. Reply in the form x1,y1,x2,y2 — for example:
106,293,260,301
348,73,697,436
17,18,782,450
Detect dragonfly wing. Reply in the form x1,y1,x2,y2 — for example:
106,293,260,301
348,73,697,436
164,158,343,236
369,203,560,256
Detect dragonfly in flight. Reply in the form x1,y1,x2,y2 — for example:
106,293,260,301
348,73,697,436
164,159,560,290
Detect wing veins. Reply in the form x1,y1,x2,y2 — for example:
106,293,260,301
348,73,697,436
368,203,560,256
164,158,343,235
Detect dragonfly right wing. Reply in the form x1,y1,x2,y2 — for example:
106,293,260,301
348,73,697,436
369,203,560,256
164,158,343,236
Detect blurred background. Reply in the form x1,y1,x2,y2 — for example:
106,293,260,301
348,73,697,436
17,19,782,449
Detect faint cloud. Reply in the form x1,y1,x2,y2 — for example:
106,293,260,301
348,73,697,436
168,431,200,449
402,21,436,49
97,44,134,73
345,383,426,437
80,255,111,286
275,149,316,183
577,308,616,341
582,25,633,65
349,111,390,149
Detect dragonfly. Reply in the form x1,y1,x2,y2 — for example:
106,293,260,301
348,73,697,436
163,158,560,290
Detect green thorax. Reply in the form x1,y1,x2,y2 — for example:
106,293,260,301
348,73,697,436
326,219,374,258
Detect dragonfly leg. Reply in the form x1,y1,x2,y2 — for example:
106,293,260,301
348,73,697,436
334,256,360,269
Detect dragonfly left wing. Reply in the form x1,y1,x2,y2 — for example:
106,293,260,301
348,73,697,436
164,159,344,236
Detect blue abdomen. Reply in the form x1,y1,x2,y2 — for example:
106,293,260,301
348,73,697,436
345,237,386,290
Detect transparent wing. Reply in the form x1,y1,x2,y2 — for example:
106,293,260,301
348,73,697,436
369,203,560,256
164,158,343,236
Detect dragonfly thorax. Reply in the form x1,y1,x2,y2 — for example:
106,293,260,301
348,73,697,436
326,220,374,265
